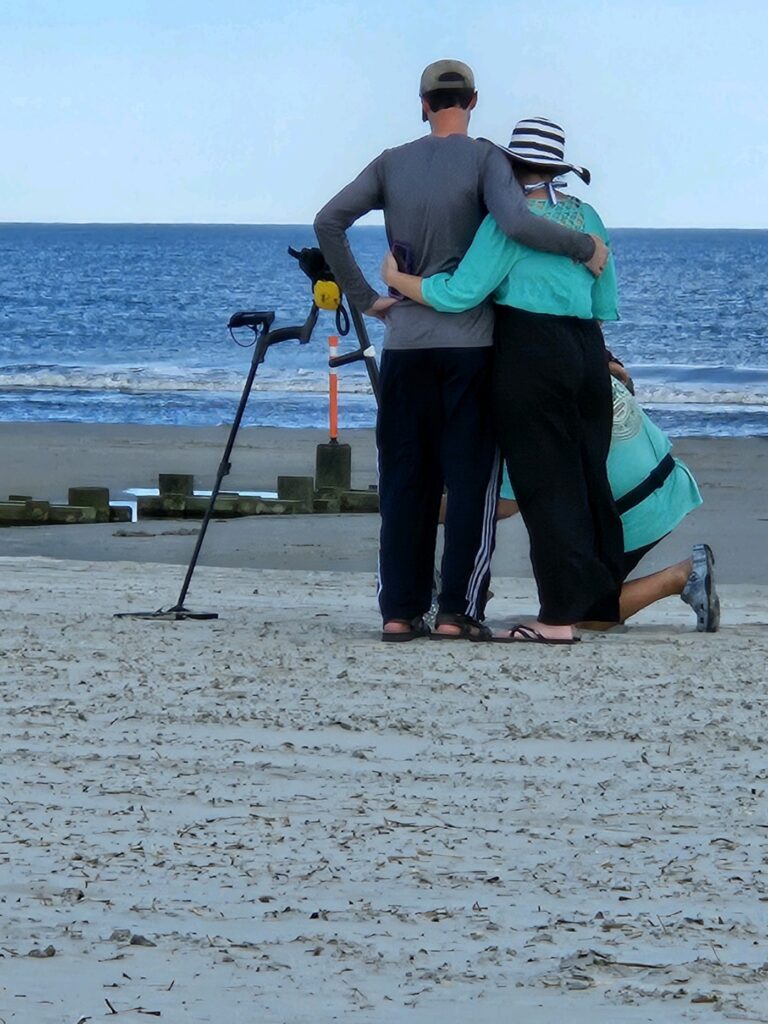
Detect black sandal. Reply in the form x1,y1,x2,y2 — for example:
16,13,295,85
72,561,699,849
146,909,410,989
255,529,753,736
492,623,580,645
381,617,431,643
430,612,493,642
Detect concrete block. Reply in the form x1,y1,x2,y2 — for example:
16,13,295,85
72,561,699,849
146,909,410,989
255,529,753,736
277,475,314,512
0,501,30,525
183,495,240,518
232,496,260,516
109,505,133,523
48,505,97,525
137,495,186,519
1,501,61,526
25,500,51,523
315,442,351,492
159,473,194,496
68,487,111,523
313,496,341,514
236,497,298,516
340,490,379,514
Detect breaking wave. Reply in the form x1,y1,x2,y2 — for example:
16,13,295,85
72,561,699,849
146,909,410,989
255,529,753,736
2,362,768,408
0,364,373,395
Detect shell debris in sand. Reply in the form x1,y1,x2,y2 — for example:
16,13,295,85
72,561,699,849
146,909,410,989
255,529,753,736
0,557,767,1023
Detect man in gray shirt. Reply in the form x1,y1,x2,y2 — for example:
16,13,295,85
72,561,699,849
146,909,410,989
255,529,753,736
314,59,607,642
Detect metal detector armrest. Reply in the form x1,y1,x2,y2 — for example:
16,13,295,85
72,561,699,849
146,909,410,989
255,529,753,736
329,349,366,368
228,310,276,330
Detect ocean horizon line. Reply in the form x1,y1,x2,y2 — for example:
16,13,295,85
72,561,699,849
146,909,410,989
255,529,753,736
2,221,768,232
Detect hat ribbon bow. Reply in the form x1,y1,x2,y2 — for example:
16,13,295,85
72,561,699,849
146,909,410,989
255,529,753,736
523,179,568,205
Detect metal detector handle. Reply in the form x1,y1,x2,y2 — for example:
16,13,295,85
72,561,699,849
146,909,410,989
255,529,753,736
228,310,276,330
228,305,319,347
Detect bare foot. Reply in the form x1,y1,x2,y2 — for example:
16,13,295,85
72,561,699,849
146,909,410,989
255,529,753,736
495,620,576,642
435,623,462,636
382,620,413,635
433,614,492,640
674,557,694,593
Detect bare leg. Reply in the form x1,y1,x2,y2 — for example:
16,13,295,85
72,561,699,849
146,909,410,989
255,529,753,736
580,557,693,629
620,558,692,620
496,499,518,521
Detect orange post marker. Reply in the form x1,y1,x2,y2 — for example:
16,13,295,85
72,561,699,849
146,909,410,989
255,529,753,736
328,335,339,442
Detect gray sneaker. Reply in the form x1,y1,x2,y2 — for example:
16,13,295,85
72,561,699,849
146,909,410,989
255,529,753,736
681,543,720,633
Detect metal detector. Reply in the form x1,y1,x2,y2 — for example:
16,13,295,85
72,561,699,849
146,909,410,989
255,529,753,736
329,304,380,403
116,247,380,621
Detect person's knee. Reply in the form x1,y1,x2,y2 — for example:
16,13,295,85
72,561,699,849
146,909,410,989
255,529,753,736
496,499,518,520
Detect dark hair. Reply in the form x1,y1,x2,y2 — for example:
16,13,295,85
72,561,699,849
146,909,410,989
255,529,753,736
511,157,561,180
423,88,475,113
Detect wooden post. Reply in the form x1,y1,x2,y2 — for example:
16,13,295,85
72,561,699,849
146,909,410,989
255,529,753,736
328,335,339,443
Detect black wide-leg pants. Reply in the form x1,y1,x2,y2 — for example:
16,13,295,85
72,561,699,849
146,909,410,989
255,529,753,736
492,307,624,625
377,347,500,623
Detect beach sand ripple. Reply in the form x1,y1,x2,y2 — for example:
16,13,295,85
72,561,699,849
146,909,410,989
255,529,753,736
1,558,767,1023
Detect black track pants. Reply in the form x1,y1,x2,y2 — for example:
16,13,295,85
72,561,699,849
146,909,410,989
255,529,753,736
492,308,624,625
376,347,500,623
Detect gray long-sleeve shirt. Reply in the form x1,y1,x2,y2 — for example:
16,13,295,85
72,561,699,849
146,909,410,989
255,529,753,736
314,133,596,350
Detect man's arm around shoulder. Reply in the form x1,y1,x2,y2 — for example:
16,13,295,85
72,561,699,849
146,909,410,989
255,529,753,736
480,144,607,275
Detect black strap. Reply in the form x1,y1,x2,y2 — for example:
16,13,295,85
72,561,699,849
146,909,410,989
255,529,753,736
335,304,350,336
615,453,676,515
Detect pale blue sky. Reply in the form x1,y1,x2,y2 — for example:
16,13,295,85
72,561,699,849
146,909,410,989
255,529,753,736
1,0,765,227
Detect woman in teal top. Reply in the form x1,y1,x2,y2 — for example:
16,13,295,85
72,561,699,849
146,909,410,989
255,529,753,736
602,378,701,555
494,374,701,559
497,376,715,629
383,117,719,636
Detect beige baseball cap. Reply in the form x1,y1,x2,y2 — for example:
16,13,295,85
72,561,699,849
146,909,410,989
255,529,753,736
419,59,475,95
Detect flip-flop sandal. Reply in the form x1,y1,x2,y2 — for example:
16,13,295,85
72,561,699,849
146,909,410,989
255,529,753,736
492,623,580,645
430,613,493,642
381,617,431,643
681,543,720,633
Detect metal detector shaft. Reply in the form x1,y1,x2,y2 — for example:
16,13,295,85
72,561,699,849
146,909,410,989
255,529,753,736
349,305,380,403
114,303,320,621
172,298,377,614
168,305,320,613
169,334,268,614
327,304,381,404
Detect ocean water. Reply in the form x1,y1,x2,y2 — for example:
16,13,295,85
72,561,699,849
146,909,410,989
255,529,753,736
1,223,767,436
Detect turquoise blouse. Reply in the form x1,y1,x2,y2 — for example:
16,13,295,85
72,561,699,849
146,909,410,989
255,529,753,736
501,379,703,553
422,196,619,321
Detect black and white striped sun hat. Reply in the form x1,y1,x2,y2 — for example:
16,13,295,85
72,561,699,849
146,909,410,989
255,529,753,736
496,117,591,184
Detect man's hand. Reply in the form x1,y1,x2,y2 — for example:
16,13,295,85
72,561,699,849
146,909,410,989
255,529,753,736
365,295,398,320
584,235,609,277
608,361,635,394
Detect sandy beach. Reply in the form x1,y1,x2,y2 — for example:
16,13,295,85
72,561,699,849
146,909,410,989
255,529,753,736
4,0,768,1018
1,424,768,583
1,424,767,1022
